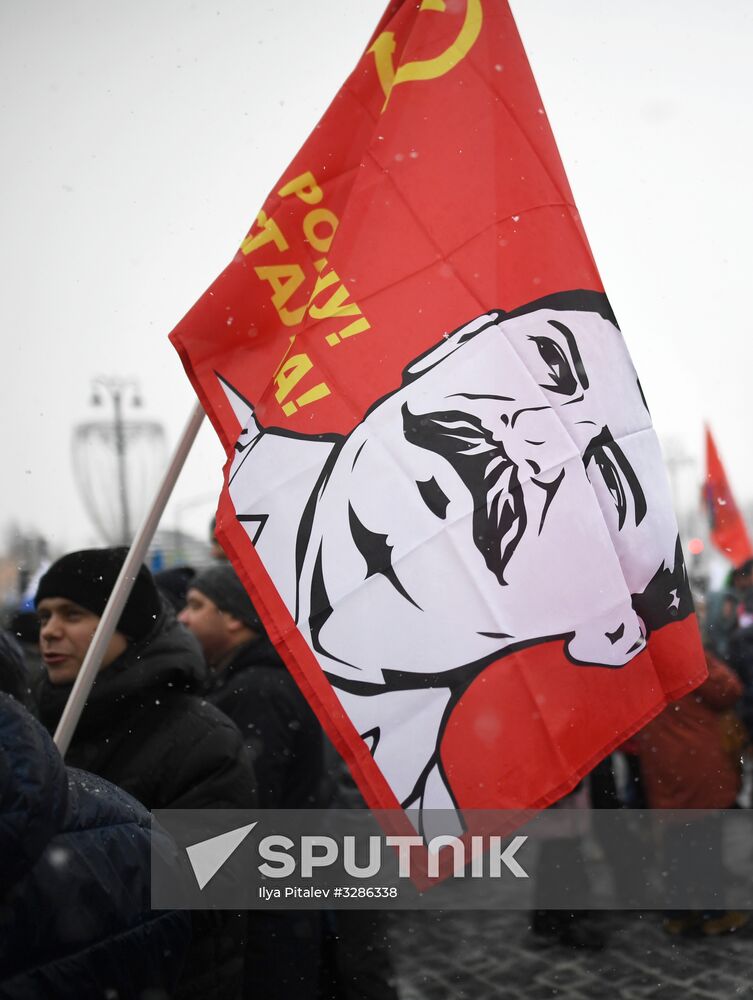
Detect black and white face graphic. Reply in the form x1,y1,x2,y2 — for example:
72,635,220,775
222,291,690,822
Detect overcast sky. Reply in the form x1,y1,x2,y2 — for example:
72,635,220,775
2,0,752,555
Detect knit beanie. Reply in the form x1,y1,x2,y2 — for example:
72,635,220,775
35,548,161,642
191,564,263,632
154,565,195,613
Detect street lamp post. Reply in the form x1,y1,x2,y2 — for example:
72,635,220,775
90,376,141,545
72,377,166,547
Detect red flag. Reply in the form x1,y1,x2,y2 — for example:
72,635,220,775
170,0,705,829
704,425,753,567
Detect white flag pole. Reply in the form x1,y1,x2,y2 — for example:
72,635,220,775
53,401,206,755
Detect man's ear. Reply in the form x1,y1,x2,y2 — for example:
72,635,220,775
221,611,247,635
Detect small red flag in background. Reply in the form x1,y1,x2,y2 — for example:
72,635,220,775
171,0,705,831
704,425,753,568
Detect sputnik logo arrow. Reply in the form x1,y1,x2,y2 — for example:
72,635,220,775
185,822,257,890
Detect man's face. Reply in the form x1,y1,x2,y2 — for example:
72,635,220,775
179,588,233,665
37,597,128,685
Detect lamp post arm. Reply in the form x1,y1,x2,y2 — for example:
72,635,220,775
112,387,133,543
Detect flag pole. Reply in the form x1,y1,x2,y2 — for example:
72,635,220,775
53,401,205,755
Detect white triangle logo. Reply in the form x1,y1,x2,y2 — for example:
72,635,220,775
185,822,257,890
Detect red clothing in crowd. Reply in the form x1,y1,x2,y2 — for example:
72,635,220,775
637,653,743,810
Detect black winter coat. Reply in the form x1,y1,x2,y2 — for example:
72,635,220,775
205,637,323,808
0,693,191,999
38,609,258,810
36,610,256,1000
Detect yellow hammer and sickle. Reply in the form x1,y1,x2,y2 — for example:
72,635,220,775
369,0,483,110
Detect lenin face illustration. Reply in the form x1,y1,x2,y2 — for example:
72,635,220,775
282,293,679,685
223,291,688,817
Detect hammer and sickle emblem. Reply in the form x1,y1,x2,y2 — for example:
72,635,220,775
369,0,483,110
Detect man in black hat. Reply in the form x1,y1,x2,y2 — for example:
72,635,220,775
179,563,323,809
35,547,257,811
180,563,325,1000
35,547,257,1000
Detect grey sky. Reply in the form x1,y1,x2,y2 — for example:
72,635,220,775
2,0,752,554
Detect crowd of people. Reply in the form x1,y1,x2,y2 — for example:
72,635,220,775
2,540,753,995
1,539,398,999
528,561,753,950
630,559,753,937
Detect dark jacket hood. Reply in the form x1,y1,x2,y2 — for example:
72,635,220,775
0,693,68,893
0,631,37,715
0,694,194,994
38,604,208,736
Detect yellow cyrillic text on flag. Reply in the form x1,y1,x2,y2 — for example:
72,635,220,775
239,170,372,418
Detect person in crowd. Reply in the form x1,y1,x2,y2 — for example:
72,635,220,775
635,648,747,936
179,562,326,1000
706,588,742,662
181,564,402,998
34,547,258,999
528,781,607,951
703,560,753,662
35,547,256,811
155,564,196,613
179,562,323,808
6,605,45,695
729,558,753,596
0,691,191,999
319,743,402,999
0,630,36,713
727,588,753,742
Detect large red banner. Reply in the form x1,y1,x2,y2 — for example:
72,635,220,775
171,0,705,831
